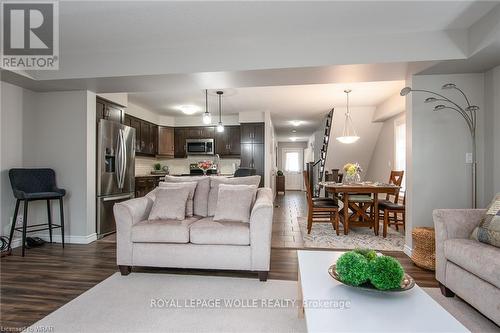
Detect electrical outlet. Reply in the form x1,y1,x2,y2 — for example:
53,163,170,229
465,152,473,164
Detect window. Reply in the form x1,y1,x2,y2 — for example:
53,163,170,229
394,116,406,188
285,152,300,172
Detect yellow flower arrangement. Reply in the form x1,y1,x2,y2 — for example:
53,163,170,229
343,163,362,176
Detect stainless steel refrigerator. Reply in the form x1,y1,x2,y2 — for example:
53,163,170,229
96,119,135,238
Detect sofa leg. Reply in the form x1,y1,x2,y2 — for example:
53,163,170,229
439,282,455,297
258,271,269,282
119,265,131,276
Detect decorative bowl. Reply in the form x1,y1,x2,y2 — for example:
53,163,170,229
328,264,415,292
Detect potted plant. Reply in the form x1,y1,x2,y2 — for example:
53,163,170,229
343,163,362,183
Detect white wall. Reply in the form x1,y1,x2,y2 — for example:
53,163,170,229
365,113,404,183
1,83,97,245
22,90,97,242
484,65,500,200
97,93,128,107
325,106,383,178
0,82,33,238
407,73,486,249
126,101,160,124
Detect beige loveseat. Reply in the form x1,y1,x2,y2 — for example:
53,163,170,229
113,176,274,281
434,209,500,325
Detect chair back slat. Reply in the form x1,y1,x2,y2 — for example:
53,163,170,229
303,170,313,207
385,170,404,203
9,168,57,197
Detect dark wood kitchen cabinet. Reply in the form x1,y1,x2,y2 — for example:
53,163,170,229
158,126,175,158
240,123,265,187
215,125,241,157
174,127,188,158
96,97,124,124
240,123,264,144
124,114,157,156
135,176,160,198
186,126,215,139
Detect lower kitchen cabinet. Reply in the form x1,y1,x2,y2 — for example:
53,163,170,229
135,176,160,197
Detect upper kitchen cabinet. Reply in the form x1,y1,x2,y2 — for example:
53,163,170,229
186,126,215,139
240,123,264,144
96,97,124,124
158,126,175,158
215,125,241,157
124,114,157,156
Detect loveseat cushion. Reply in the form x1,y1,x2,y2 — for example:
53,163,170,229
163,176,210,217
207,175,261,216
190,217,250,245
444,238,500,287
131,216,201,243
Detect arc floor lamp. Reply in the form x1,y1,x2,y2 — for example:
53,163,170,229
401,84,479,208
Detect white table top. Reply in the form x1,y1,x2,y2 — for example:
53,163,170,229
297,250,468,333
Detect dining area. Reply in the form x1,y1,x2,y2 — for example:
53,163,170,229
303,167,405,239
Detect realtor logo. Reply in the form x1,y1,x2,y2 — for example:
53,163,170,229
1,1,59,70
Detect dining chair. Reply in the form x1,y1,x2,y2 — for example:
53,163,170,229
378,170,404,206
379,190,406,238
303,170,339,235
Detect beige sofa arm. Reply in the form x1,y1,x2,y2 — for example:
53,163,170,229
113,197,153,265
249,188,274,271
433,208,486,283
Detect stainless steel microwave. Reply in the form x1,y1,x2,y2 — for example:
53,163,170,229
186,138,214,155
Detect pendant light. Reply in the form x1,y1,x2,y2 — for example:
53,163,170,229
202,89,211,124
336,89,359,144
216,90,224,132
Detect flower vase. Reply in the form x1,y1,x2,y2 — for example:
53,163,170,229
344,173,361,184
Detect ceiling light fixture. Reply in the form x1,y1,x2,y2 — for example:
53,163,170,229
290,120,303,126
291,129,297,133
202,89,211,124
216,91,224,133
179,105,199,115
336,89,359,144
290,137,297,141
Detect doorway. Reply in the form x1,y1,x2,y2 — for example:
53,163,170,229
281,148,304,190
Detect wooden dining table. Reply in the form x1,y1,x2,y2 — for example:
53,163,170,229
319,182,400,235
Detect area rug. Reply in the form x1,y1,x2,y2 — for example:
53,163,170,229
423,288,500,333
298,217,405,251
27,273,306,333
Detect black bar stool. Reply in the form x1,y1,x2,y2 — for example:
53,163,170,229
8,168,66,256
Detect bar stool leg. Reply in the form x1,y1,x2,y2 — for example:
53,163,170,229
22,200,28,257
8,199,20,249
59,198,65,248
47,200,53,243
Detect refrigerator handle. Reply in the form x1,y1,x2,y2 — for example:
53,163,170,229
116,129,124,189
120,129,127,189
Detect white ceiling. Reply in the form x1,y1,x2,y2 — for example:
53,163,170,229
128,80,404,141
25,1,498,81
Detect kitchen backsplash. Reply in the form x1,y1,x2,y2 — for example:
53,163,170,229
135,156,241,176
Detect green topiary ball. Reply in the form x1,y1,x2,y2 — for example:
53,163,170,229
368,256,405,290
336,252,369,286
353,248,377,261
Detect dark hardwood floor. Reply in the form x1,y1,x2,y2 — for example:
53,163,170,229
0,192,437,330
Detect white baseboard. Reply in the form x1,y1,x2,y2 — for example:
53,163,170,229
403,244,413,257
8,233,98,248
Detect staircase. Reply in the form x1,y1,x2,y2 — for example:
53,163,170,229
310,108,334,196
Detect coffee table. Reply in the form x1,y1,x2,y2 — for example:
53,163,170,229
297,250,468,332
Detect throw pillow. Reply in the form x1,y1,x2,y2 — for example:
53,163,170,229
471,193,500,248
213,184,257,223
148,187,191,221
158,182,197,217
208,175,261,216
163,176,210,217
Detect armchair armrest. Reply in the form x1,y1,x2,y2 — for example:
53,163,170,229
433,208,486,282
249,188,274,271
113,196,153,265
